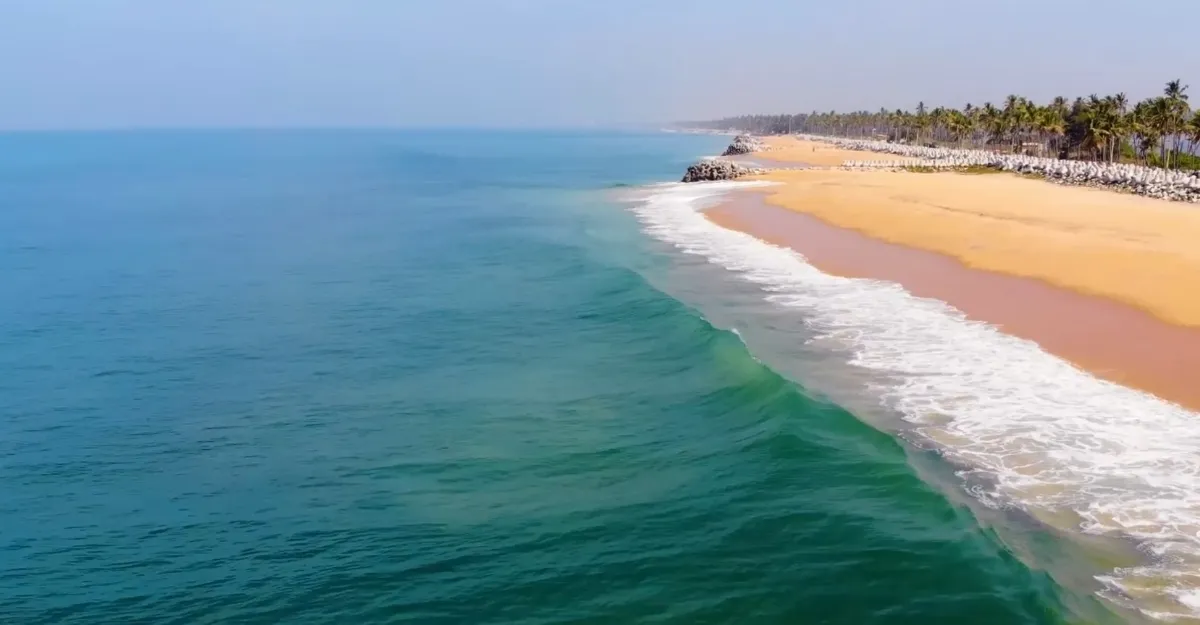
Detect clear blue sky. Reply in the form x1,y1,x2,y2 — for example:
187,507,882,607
1,0,1197,130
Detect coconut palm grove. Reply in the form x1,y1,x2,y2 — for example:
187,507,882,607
693,80,1200,170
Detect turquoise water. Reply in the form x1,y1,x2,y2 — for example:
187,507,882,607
1,130,1087,623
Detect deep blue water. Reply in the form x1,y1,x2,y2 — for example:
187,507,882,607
1,130,1079,624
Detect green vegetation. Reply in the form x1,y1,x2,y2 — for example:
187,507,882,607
691,80,1200,171
900,165,1032,177
1148,151,1200,169
957,165,1009,175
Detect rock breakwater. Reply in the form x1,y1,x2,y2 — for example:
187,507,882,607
801,135,1200,203
721,134,765,156
681,159,766,183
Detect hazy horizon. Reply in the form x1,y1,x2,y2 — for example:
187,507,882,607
2,0,1197,131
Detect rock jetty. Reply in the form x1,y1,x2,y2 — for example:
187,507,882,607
681,159,765,183
721,134,765,156
800,134,1200,203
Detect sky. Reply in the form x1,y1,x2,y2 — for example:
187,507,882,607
1,0,1197,130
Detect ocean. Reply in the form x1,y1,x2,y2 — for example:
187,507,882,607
0,129,1136,624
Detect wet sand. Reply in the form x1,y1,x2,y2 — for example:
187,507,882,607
707,193,1200,412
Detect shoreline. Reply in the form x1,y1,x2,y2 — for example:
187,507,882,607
638,171,1200,618
705,192,1200,413
741,163,1200,329
661,130,1200,620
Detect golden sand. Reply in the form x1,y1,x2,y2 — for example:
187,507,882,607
749,167,1200,328
758,136,917,167
707,197,1200,411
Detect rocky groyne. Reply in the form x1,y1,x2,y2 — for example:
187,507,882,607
679,135,772,183
681,159,766,183
802,135,1200,203
720,134,766,156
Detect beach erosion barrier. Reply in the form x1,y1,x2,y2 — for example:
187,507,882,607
680,158,767,183
802,135,1200,203
681,136,772,182
720,134,766,156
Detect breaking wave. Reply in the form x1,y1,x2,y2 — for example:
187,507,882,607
631,181,1200,621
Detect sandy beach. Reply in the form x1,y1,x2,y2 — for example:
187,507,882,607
701,136,1200,410
707,195,1200,412
707,133,1200,412
755,135,920,167
745,166,1200,329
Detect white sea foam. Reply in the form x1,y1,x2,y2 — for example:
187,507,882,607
632,181,1200,620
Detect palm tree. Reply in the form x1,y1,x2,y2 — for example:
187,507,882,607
888,109,905,142
1163,80,1191,168
1110,93,1129,159
1050,96,1069,117
957,103,974,144
1145,96,1174,166
957,109,977,147
1037,106,1066,157
1002,95,1020,149
1080,95,1122,161
1183,111,1200,159
914,101,930,144
1129,100,1158,164
696,79,1199,171
930,107,948,143
1021,98,1041,152
980,103,1003,146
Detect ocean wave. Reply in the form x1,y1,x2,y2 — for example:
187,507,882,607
630,180,1200,621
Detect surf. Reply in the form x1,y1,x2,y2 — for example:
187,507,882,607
630,180,1200,621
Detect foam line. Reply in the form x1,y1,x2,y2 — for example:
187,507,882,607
632,181,1200,620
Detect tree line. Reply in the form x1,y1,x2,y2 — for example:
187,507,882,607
684,80,1200,169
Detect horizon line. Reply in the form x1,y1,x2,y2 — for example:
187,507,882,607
0,122,687,135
